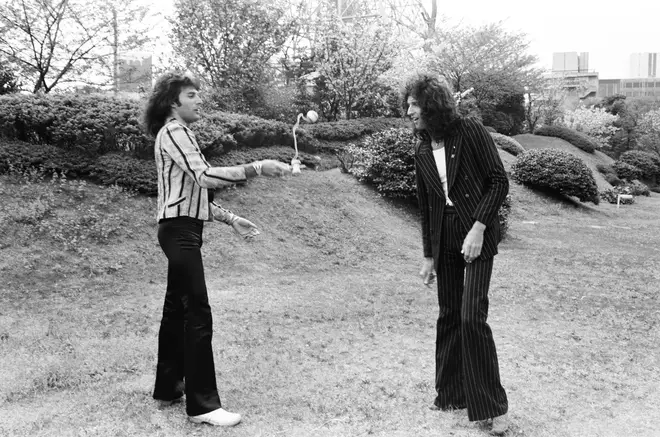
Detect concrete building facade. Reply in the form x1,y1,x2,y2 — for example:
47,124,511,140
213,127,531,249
629,53,658,78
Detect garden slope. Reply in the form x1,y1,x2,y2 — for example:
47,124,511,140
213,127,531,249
514,134,614,190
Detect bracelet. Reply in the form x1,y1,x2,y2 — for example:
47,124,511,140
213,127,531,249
252,161,262,176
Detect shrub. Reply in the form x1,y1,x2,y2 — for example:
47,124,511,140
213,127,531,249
302,117,407,142
484,126,497,133
0,140,304,195
626,180,651,196
618,150,660,179
490,133,525,156
603,173,622,186
600,188,635,205
613,161,643,181
0,94,319,159
347,128,511,233
511,148,599,204
534,125,599,153
347,128,417,201
596,163,614,175
599,181,648,204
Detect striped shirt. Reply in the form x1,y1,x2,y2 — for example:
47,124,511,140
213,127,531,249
154,119,246,221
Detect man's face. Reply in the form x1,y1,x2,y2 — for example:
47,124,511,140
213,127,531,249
172,85,202,124
407,95,426,130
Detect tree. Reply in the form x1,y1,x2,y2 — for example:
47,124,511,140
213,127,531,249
421,22,542,134
0,0,152,93
310,10,399,120
170,0,296,97
561,104,619,147
524,78,567,132
598,95,660,157
383,0,440,48
0,60,20,94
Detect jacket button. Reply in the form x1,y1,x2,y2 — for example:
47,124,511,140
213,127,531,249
465,193,470,198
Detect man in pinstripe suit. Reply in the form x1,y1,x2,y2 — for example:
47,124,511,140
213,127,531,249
402,73,510,435
144,72,291,427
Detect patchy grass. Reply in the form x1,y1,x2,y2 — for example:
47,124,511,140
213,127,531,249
0,165,659,437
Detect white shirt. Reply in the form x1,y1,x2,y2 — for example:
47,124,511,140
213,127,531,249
432,144,454,206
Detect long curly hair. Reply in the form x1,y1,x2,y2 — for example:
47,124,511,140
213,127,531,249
401,73,460,140
143,71,201,138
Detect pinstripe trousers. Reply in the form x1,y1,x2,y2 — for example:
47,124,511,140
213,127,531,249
434,208,508,421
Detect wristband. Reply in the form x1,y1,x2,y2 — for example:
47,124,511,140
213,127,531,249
252,161,263,176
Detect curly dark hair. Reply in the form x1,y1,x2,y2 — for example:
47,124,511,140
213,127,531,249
143,71,201,138
401,73,460,140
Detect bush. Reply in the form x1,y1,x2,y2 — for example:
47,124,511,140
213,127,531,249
626,180,651,196
0,94,319,159
0,140,303,195
600,188,635,205
613,161,643,181
484,126,497,133
347,128,511,234
302,117,407,142
511,148,599,204
534,125,599,153
618,150,660,179
490,133,525,156
596,163,614,175
347,128,417,201
599,181,649,204
603,172,622,186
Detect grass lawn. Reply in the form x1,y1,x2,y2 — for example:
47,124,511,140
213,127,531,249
0,165,658,437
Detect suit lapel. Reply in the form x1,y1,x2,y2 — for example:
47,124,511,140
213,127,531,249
444,130,463,192
417,140,447,201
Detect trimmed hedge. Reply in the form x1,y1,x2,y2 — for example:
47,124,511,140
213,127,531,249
618,150,660,179
0,94,320,159
613,161,643,181
490,133,525,156
534,125,599,153
511,148,599,204
302,117,407,141
0,140,313,195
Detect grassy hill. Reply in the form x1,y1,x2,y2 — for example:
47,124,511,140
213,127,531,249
513,134,615,190
1,162,659,437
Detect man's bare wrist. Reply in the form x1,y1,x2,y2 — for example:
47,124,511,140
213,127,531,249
243,163,257,178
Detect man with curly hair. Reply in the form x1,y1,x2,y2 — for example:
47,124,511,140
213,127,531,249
143,71,291,427
402,73,510,435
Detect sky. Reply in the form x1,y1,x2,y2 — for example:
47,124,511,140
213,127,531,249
426,0,660,79
147,0,660,80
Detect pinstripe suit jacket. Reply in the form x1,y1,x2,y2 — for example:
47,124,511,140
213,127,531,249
415,117,509,261
155,119,247,222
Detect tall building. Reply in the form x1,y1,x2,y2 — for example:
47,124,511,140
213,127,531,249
629,53,658,78
549,52,598,99
552,52,590,72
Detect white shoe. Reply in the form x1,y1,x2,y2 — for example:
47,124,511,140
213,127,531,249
189,408,242,426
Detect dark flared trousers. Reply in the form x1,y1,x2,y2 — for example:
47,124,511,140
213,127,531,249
153,217,222,416
434,208,508,421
